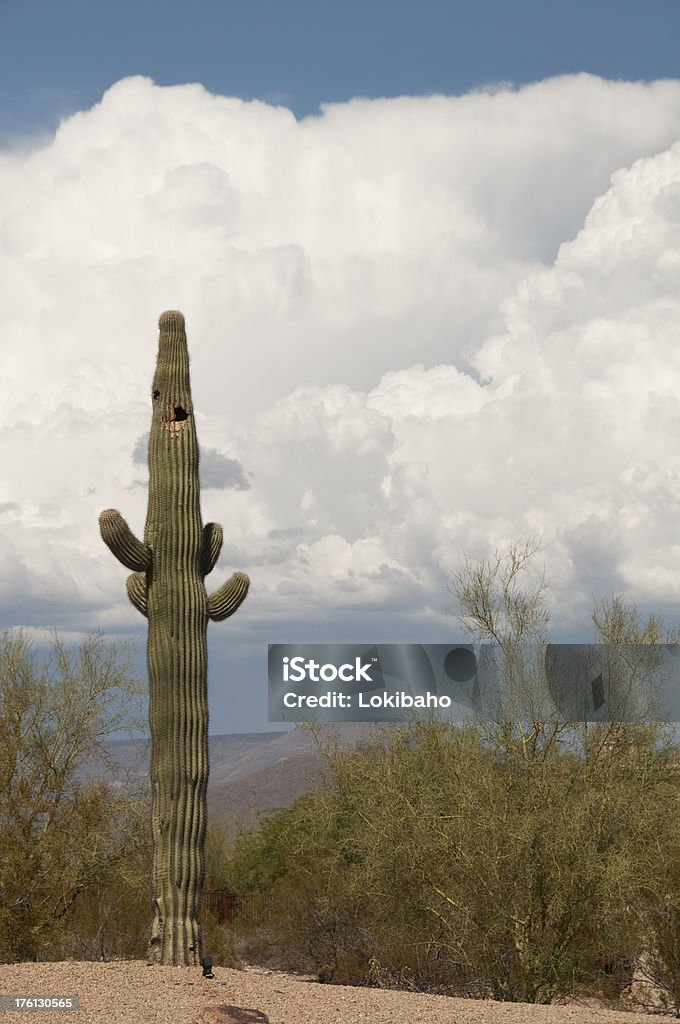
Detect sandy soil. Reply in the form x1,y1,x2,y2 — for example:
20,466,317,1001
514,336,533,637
0,961,669,1024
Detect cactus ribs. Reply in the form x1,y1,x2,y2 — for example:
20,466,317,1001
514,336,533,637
99,311,249,966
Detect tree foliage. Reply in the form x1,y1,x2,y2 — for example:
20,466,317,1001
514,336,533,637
224,542,680,1006
0,629,148,961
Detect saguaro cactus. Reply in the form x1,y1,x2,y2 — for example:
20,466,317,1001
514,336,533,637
99,310,249,966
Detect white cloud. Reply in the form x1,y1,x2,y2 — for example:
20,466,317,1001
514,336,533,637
1,72,680,681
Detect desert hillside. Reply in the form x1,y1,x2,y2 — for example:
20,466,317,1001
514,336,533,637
78,723,389,832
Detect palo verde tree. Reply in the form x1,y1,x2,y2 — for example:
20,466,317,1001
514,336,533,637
446,540,680,1000
0,629,145,962
449,538,675,748
449,537,558,755
99,310,249,966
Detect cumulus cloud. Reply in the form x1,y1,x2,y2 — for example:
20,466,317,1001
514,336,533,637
2,73,680,731
131,432,251,490
228,132,680,640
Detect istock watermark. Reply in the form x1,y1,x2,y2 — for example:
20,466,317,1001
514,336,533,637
268,643,680,723
282,655,376,683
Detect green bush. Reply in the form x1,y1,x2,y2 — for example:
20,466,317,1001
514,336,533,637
0,629,146,962
224,719,680,1001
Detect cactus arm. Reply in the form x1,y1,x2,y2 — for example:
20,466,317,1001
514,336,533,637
199,522,223,576
207,571,250,621
126,572,148,617
99,509,151,572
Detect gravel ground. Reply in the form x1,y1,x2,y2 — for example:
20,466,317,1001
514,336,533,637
0,961,668,1024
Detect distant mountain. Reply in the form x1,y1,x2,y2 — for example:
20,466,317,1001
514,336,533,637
79,723,391,835
208,749,331,836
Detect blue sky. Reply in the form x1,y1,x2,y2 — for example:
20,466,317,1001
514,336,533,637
1,1,680,734
2,0,678,141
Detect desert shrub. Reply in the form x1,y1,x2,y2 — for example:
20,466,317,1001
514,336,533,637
224,718,680,1001
199,906,241,969
47,787,153,961
0,629,146,962
204,819,233,890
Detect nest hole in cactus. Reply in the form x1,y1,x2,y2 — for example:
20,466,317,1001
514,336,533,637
162,404,188,422
161,404,189,437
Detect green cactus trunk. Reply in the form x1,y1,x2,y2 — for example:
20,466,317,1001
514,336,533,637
99,311,249,966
